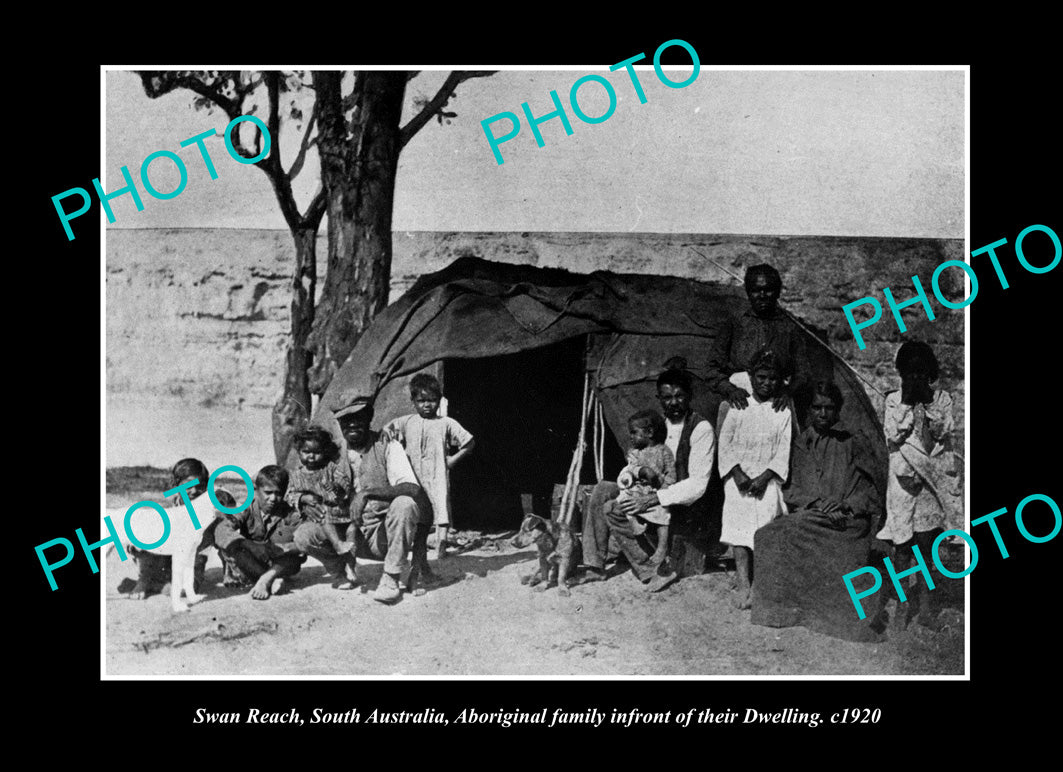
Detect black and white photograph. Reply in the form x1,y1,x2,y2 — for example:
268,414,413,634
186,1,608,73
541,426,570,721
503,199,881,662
24,32,1060,749
99,64,967,677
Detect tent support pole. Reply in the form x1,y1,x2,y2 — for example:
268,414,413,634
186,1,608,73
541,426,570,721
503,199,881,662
559,370,593,527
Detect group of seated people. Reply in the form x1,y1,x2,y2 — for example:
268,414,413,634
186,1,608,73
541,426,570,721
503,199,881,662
126,263,956,641
130,372,474,605
579,264,956,641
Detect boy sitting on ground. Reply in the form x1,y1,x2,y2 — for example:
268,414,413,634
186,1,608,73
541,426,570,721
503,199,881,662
213,465,308,600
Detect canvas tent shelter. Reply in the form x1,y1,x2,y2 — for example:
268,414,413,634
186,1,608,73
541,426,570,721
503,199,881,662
314,256,887,531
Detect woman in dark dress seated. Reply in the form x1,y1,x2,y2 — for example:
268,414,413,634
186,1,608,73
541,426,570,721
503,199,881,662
751,380,884,642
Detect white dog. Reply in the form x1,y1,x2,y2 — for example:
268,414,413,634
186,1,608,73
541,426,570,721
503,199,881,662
112,490,224,612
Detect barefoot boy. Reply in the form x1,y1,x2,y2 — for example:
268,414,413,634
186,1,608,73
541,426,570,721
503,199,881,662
213,465,308,599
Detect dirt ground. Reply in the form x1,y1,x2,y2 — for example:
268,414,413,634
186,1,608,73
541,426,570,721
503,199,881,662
103,468,965,677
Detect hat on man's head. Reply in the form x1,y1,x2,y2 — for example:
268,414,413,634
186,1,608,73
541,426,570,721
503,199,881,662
332,396,374,420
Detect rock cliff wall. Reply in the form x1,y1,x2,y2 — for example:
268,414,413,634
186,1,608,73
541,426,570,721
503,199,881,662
107,228,965,448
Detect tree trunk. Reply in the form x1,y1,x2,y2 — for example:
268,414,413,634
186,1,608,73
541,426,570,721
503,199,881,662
307,71,407,397
272,224,318,463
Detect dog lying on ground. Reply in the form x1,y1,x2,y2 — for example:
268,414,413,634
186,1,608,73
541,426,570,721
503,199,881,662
109,489,228,613
510,514,581,597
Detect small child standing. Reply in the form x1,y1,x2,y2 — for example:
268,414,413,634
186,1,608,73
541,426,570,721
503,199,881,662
614,409,675,567
717,348,793,610
876,340,957,627
386,373,475,559
285,426,358,589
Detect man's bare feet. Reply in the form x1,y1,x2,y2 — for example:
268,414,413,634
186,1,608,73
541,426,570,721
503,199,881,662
270,577,288,595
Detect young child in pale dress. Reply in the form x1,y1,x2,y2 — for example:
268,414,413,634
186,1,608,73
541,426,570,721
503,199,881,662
876,340,956,627
717,348,793,609
386,374,475,559
613,409,675,568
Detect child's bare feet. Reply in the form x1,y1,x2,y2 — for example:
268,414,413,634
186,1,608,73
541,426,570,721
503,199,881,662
732,589,752,610
251,575,273,600
270,577,288,595
332,563,358,591
435,526,451,559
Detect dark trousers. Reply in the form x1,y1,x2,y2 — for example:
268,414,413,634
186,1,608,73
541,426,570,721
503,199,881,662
294,496,423,577
219,539,306,583
580,481,658,582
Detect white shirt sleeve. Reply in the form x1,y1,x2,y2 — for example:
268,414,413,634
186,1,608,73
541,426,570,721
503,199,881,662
384,438,418,487
657,420,715,508
716,405,740,479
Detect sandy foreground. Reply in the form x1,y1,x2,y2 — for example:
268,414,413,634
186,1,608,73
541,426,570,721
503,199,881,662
102,492,964,678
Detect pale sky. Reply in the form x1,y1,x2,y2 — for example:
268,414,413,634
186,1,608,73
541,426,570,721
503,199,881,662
105,68,964,238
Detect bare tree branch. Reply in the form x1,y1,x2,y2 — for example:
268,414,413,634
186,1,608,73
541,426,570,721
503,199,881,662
288,112,318,180
304,185,327,229
265,71,283,171
138,71,243,122
399,70,496,149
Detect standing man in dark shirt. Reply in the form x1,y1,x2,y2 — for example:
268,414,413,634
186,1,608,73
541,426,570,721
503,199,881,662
706,263,807,411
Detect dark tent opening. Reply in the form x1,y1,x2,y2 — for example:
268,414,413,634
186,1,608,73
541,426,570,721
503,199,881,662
446,336,626,530
315,257,887,547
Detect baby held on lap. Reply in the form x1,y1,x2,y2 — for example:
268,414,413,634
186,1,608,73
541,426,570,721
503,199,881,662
612,409,674,567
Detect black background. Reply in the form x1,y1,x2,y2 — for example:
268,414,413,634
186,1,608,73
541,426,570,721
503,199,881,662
25,23,1058,756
